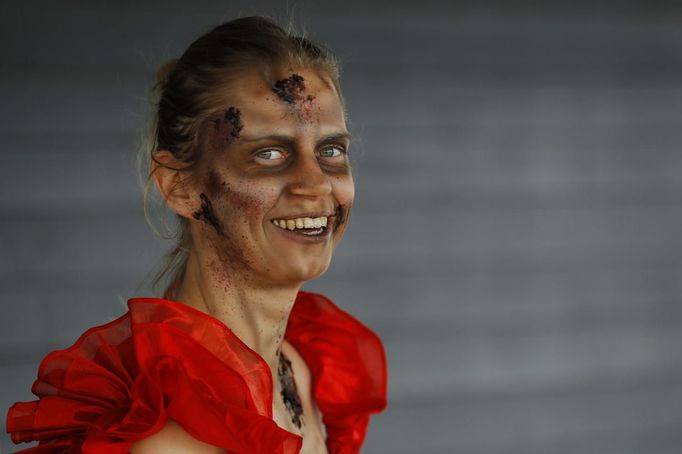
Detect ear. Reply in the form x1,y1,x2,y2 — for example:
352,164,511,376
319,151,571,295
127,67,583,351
151,150,197,220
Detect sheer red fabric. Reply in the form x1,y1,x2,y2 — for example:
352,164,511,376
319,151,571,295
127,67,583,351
6,291,388,453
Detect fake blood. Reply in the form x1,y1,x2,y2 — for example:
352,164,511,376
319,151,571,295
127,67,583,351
192,193,224,235
278,352,303,429
205,170,224,196
271,74,320,124
224,106,243,139
210,106,243,150
272,73,306,104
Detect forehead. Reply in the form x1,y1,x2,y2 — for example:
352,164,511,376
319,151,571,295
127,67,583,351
222,67,347,137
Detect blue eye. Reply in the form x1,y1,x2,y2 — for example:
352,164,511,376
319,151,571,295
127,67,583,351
319,146,345,158
256,149,285,160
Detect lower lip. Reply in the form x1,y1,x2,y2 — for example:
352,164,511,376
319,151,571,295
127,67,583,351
271,219,335,244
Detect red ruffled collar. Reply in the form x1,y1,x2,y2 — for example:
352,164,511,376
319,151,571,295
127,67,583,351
6,291,388,454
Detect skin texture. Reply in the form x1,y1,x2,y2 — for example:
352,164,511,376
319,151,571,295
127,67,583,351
191,193,224,235
272,73,306,103
141,67,352,454
278,351,303,428
224,106,243,139
210,106,243,149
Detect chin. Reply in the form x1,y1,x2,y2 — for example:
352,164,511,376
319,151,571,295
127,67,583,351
277,258,332,285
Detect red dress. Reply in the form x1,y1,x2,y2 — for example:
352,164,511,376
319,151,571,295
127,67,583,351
6,291,388,453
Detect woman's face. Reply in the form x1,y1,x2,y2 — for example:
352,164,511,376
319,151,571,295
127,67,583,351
188,67,354,287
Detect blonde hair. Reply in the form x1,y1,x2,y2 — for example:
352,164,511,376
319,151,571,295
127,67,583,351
139,16,342,297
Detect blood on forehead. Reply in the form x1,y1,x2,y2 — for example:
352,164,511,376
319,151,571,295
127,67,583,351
270,73,321,124
272,73,306,104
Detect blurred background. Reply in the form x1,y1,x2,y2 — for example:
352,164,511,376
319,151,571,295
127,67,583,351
2,1,682,453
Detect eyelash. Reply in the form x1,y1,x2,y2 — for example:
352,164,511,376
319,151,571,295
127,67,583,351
254,145,347,163
319,146,345,158
255,149,285,161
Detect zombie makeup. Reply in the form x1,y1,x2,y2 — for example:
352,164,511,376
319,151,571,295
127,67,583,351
189,68,353,285
272,73,306,103
298,94,317,123
224,106,243,139
271,73,319,124
210,106,243,150
333,204,350,232
278,352,303,429
192,193,224,235
205,169,224,197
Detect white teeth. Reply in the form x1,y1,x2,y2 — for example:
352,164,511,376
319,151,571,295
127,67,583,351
271,216,329,232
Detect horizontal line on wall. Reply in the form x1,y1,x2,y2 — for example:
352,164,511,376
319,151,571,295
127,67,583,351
4,65,682,87
2,260,682,291
373,304,682,342
386,365,682,409
2,192,682,221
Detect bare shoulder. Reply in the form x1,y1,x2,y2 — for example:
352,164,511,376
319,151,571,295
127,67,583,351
130,419,222,454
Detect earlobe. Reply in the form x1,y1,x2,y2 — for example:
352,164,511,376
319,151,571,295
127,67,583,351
151,150,196,220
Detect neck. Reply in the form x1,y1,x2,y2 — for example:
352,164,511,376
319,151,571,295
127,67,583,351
171,244,301,384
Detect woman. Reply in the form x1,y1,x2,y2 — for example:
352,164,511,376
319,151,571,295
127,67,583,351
6,16,387,454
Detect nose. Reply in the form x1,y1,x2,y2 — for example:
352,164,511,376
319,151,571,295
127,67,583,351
287,152,333,197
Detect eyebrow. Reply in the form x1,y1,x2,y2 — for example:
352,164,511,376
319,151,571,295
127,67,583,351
239,132,352,144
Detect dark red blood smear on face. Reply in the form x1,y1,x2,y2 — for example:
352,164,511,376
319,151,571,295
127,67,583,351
272,73,306,104
192,193,224,235
298,95,317,122
205,170,223,196
225,106,243,139
210,106,242,150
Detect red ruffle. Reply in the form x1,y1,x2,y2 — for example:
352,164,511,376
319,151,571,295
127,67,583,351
285,292,388,453
6,291,387,454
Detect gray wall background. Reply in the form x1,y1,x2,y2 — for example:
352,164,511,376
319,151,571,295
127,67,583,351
2,1,682,453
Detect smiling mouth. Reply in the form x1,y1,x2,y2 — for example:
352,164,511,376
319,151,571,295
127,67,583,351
271,215,331,236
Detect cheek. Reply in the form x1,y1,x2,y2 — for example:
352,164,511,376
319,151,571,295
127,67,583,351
332,174,355,206
331,175,355,233
222,187,270,220
206,172,279,224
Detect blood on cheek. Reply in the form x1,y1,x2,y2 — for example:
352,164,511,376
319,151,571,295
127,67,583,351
192,193,224,235
205,169,224,197
192,172,271,269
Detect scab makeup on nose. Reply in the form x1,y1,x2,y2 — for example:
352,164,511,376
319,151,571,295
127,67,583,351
210,106,243,150
192,193,224,235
